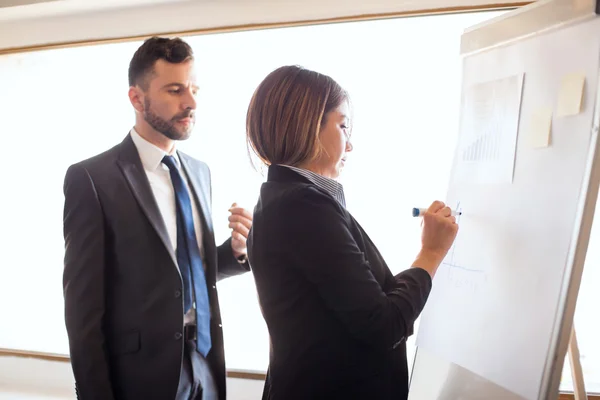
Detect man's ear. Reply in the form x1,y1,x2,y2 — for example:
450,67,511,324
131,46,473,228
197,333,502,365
128,86,145,113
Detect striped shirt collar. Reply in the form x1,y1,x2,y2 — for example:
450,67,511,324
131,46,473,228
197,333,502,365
281,165,346,207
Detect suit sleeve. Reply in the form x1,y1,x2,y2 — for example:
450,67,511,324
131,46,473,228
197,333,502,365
284,187,432,351
63,164,115,400
381,266,429,339
217,238,250,281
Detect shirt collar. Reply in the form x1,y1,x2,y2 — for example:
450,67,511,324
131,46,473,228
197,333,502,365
130,128,179,171
281,165,346,207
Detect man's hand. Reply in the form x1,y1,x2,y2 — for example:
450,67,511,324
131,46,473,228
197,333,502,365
228,202,253,259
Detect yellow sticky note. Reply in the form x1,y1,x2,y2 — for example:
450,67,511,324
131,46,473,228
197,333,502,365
557,73,585,117
527,107,552,148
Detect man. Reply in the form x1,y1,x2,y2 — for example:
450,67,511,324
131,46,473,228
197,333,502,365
62,36,253,400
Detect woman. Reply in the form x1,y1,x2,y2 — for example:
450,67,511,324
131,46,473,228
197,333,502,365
246,65,458,400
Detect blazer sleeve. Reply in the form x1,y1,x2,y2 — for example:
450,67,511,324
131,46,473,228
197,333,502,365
283,187,432,352
217,237,250,281
63,164,115,400
382,266,431,339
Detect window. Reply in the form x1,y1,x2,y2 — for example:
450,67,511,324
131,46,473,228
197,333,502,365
2,8,596,394
183,10,508,373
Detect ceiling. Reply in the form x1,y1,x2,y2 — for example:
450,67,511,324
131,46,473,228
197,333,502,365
0,0,528,52
0,0,526,21
0,0,59,9
0,0,186,20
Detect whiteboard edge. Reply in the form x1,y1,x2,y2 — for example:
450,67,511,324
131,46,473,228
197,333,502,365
460,0,598,57
539,37,600,400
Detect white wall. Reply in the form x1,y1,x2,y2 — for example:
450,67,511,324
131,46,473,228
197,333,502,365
0,0,526,51
0,356,264,400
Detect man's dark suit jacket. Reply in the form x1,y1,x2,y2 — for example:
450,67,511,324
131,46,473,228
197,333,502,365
247,165,433,400
62,134,248,400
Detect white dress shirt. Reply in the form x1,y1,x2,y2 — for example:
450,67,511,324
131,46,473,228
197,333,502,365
130,128,205,325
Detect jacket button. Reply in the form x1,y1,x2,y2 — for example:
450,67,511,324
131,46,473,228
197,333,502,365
174,290,181,298
174,332,182,340
212,285,216,289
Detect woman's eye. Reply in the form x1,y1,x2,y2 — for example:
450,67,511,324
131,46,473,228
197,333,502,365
341,125,351,139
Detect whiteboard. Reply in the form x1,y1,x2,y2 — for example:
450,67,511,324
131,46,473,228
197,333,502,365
409,1,600,399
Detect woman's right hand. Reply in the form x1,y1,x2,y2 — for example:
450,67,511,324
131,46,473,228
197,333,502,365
413,200,459,277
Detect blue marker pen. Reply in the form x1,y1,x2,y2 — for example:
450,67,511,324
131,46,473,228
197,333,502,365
412,207,461,217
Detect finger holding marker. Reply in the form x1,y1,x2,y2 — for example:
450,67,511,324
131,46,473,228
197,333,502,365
411,200,460,277
412,206,461,218
426,200,446,214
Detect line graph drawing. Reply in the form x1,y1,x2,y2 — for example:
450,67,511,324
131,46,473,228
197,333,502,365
440,201,488,294
442,201,483,273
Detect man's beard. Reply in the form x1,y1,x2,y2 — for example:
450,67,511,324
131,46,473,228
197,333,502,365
143,98,194,141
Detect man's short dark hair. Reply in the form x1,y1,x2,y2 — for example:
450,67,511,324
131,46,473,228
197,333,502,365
128,36,194,89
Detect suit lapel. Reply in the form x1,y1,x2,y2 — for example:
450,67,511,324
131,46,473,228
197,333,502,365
178,152,214,234
116,135,178,268
178,152,218,281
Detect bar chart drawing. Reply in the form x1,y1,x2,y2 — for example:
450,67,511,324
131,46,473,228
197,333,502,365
454,73,524,185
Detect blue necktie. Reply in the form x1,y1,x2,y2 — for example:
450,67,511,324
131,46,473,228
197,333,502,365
162,155,211,356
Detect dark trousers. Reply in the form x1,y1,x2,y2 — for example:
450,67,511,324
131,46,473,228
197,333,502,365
176,340,218,400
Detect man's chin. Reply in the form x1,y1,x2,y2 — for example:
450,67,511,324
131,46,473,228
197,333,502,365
163,129,192,141
175,131,192,141
179,130,192,140
174,123,194,140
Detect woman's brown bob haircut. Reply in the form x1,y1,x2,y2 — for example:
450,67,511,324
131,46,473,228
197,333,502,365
246,65,348,167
